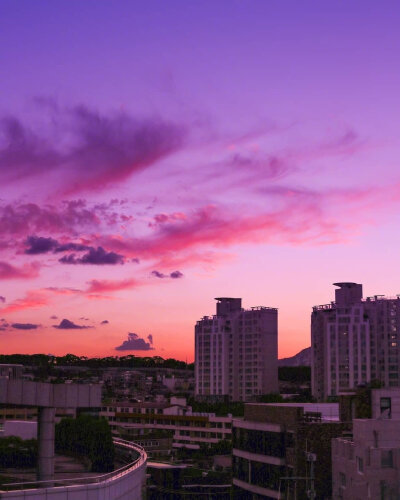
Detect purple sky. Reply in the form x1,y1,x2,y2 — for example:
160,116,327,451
1,1,400,359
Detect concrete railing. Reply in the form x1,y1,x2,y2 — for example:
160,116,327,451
0,439,147,500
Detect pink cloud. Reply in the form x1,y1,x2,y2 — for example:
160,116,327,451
0,200,100,238
0,261,40,280
0,290,48,313
85,278,140,294
153,250,234,270
149,212,187,227
99,200,345,264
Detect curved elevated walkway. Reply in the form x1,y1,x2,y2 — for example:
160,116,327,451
0,439,147,500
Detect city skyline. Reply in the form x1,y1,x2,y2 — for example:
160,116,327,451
1,1,400,360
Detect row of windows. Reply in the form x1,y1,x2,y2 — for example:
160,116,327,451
110,416,231,429
356,448,394,473
233,456,287,491
233,428,289,457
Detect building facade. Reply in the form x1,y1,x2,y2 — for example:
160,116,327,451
332,388,400,500
312,283,400,401
232,403,346,499
195,297,278,401
100,397,232,452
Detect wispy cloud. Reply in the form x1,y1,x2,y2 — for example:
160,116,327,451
0,103,186,194
85,278,139,294
0,290,49,313
0,261,40,280
0,200,101,239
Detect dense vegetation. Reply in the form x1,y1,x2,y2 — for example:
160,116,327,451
0,353,194,377
0,436,37,468
55,415,114,472
0,354,309,381
278,366,311,383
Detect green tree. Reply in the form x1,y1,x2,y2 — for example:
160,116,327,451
55,415,114,472
0,437,37,468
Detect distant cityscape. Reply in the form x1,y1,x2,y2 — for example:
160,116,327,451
1,282,400,498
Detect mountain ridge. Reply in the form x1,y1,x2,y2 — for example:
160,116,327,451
278,346,311,366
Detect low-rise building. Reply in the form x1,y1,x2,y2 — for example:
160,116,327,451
0,406,37,422
1,420,37,439
232,403,348,499
0,364,24,379
100,397,232,451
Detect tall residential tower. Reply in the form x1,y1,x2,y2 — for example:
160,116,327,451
312,282,400,401
195,297,278,402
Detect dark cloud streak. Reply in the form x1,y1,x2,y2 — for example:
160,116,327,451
151,270,184,279
115,332,154,351
11,323,39,330
59,246,124,265
53,318,93,330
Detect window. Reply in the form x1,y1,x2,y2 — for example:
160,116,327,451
356,456,364,473
380,397,391,418
339,472,346,487
381,450,393,468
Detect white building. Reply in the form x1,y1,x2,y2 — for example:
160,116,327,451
312,283,400,401
195,297,278,402
100,397,232,451
2,420,37,439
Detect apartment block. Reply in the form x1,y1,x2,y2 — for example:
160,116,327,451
312,283,400,401
332,388,400,499
195,297,278,401
232,402,347,499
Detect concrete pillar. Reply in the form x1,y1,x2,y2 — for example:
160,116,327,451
37,407,55,481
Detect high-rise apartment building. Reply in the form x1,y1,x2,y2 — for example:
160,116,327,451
312,282,400,401
195,297,278,401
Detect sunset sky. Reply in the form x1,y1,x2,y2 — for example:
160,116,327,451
1,1,400,360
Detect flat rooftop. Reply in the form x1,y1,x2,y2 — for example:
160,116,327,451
251,402,340,421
